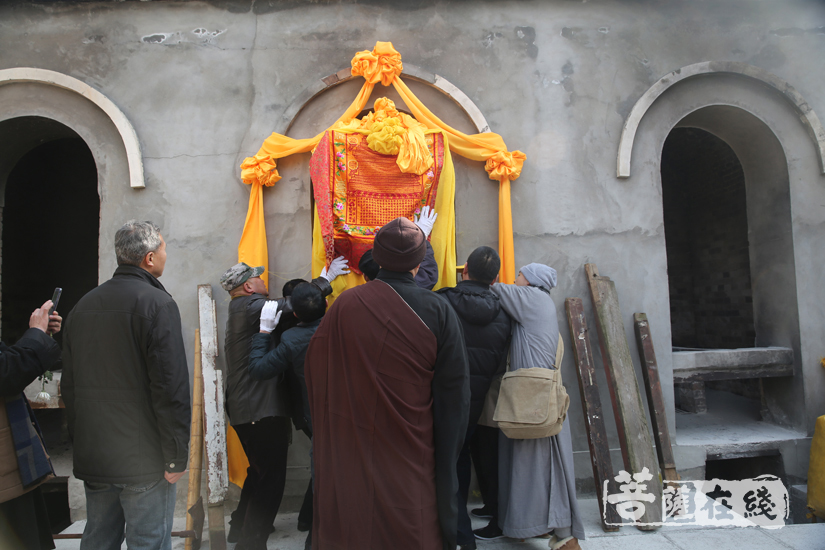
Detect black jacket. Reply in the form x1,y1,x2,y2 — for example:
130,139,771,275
437,280,511,428
0,328,61,397
62,265,191,484
248,318,322,433
224,293,290,425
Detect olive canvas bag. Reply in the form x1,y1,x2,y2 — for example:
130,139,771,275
491,334,569,439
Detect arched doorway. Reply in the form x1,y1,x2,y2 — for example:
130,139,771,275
0,117,100,345
0,116,99,531
659,105,801,428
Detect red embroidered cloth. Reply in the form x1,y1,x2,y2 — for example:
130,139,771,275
310,130,445,274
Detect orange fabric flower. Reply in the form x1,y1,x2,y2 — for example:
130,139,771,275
485,150,526,181
351,41,403,86
240,152,281,187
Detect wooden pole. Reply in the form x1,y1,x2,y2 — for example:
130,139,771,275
565,298,622,531
185,330,205,550
633,313,680,482
198,285,228,550
585,264,662,529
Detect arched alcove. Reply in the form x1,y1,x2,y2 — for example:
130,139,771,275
258,68,500,290
624,68,821,434
0,71,141,284
0,68,144,188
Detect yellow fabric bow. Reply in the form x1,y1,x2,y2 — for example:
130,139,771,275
240,152,280,187
485,150,527,181
350,42,403,86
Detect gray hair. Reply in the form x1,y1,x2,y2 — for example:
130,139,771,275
115,220,162,266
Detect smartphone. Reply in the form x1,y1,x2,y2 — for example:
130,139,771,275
49,287,62,315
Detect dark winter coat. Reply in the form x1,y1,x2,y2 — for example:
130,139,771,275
1,328,61,503
224,277,331,430
437,279,512,427
248,318,322,433
62,265,191,484
224,293,290,425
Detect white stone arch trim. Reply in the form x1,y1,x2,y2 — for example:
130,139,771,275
279,64,491,136
617,61,825,178
0,67,145,188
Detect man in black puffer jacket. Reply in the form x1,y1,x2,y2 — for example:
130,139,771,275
437,246,511,550
62,220,190,550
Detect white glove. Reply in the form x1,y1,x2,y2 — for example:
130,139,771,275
259,301,282,333
320,255,350,282
414,205,437,238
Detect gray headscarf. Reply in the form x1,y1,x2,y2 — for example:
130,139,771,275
520,263,557,292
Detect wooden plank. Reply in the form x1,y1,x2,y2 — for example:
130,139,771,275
185,330,205,550
197,285,227,550
585,264,662,528
565,298,621,531
633,313,679,482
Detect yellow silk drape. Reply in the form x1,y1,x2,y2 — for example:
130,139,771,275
239,41,524,285
231,41,524,487
310,131,457,300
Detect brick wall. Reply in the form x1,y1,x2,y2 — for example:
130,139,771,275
661,128,756,349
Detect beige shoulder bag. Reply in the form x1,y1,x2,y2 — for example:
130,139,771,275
492,334,568,439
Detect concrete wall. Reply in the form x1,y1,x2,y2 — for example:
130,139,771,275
1,0,824,489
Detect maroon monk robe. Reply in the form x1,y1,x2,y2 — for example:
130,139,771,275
305,280,443,550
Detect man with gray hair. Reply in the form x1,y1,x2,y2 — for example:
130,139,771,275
63,220,191,550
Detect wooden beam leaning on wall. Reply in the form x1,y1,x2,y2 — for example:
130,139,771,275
185,329,206,550
198,285,228,550
585,264,662,529
565,298,622,531
633,313,680,483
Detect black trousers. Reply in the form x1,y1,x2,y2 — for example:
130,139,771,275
457,424,500,545
470,425,500,513
231,416,292,545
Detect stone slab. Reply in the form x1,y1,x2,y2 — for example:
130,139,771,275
672,347,794,382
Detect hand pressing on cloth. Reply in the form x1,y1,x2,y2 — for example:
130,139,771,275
414,206,437,238
321,255,351,282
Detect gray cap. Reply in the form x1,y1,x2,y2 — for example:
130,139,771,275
220,262,265,291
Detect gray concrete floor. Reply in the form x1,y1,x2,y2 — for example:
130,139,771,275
55,497,825,550
675,389,806,447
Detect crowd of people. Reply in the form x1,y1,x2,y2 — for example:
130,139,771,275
0,216,583,550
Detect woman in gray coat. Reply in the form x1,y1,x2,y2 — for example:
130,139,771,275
484,263,584,550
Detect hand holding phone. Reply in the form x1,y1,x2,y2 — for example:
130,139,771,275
47,287,62,335
49,288,62,315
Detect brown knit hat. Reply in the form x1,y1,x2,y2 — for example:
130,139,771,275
372,217,426,272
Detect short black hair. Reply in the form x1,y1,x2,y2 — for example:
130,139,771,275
358,249,380,281
291,282,326,322
282,278,306,297
466,246,500,285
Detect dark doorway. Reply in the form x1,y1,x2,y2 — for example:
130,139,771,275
661,128,756,350
2,137,99,347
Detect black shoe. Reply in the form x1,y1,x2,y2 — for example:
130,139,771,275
473,523,505,540
470,505,493,519
227,525,242,544
459,543,478,550
298,520,311,532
